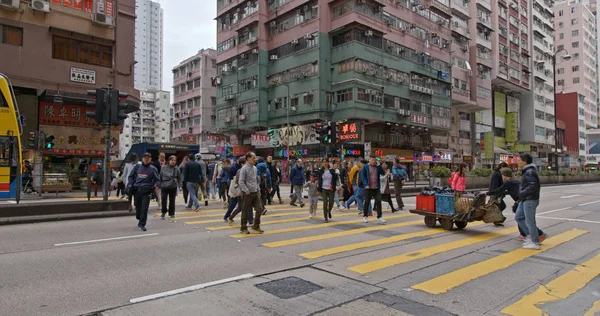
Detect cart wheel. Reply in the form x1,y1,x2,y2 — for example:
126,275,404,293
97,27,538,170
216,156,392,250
439,218,454,230
424,216,437,228
455,221,468,229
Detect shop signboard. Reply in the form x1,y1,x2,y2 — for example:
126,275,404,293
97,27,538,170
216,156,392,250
39,102,103,128
251,133,271,148
39,125,119,156
432,117,451,129
233,146,252,157
342,149,362,157
494,91,506,128
267,124,319,147
411,114,429,126
512,142,531,152
338,121,361,142
506,112,518,142
275,149,309,158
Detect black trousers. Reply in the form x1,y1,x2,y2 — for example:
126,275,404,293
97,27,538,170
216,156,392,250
241,192,263,231
134,191,152,226
270,183,281,200
161,187,177,216
182,181,188,204
364,189,383,218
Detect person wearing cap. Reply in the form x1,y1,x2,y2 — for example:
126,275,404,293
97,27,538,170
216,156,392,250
184,154,203,212
127,152,160,231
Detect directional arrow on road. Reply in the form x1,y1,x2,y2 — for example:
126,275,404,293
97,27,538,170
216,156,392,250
560,194,582,199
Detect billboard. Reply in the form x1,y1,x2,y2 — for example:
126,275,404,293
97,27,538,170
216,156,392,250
494,91,506,128
587,133,600,155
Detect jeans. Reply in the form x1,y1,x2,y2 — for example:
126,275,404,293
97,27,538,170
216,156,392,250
309,196,319,215
333,190,342,208
349,185,371,214
241,192,263,231
364,188,382,218
161,187,177,217
290,184,304,204
134,191,152,226
186,182,201,208
393,180,405,209
321,190,334,219
215,179,222,200
224,196,239,220
515,199,540,243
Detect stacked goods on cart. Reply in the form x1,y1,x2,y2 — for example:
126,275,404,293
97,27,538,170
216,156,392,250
416,186,454,213
479,196,506,223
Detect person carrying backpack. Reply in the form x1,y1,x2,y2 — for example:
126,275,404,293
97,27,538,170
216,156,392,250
256,158,272,215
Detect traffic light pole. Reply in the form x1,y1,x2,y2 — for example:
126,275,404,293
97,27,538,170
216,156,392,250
101,84,113,202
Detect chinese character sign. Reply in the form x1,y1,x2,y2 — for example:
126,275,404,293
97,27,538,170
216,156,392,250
432,118,451,129
411,114,429,125
39,125,119,157
251,134,271,148
339,122,361,142
39,102,101,128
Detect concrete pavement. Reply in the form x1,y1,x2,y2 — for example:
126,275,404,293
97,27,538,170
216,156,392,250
1,183,600,315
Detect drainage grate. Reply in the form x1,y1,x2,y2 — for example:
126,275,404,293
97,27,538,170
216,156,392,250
255,276,323,299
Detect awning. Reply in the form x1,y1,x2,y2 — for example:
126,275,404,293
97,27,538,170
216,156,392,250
494,147,510,154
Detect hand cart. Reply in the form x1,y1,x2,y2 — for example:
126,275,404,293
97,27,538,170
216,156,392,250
410,193,487,230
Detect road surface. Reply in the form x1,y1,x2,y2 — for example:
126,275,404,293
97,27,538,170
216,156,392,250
1,183,600,315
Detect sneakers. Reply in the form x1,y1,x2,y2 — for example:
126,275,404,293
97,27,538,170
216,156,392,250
290,202,297,206
205,200,209,207
300,203,305,207
170,215,175,219
139,225,147,231
309,214,313,219
523,242,541,250
518,235,525,241
194,207,202,212
240,229,250,234
251,226,264,234
161,213,166,219
338,206,345,211
539,233,548,243
262,209,268,215
228,218,234,226
363,217,368,223
377,217,387,224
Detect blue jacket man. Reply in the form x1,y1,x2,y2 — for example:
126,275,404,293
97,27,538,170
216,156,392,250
359,156,386,223
127,152,160,231
516,153,543,249
289,159,306,206
256,161,273,189
289,163,305,186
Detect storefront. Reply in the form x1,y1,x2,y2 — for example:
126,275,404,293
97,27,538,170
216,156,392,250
38,99,120,192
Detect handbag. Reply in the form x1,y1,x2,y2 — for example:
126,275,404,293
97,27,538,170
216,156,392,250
228,175,242,198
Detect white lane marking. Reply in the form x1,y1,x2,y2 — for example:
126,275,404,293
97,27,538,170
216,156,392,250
560,195,582,199
130,273,255,303
538,216,600,224
538,207,572,215
54,233,159,246
579,200,600,207
7,200,16,204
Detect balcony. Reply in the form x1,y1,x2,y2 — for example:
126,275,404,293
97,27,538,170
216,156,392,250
428,0,452,19
451,87,476,110
451,0,469,16
477,15,492,29
476,33,492,50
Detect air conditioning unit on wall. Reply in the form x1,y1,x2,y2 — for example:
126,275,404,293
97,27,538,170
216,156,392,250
0,0,19,10
31,0,50,12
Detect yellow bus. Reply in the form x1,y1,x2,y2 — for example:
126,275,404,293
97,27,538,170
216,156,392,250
0,74,22,198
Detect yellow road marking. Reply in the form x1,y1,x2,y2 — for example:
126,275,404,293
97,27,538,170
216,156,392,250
300,221,486,260
584,300,600,316
171,210,309,221
230,214,415,239
347,225,515,274
183,210,324,225
501,250,600,316
155,203,317,216
263,218,421,248
413,230,588,294
202,212,358,230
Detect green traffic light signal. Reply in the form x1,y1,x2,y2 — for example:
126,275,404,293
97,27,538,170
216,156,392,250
45,135,55,149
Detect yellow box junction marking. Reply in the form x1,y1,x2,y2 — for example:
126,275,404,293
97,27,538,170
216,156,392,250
501,251,600,316
230,214,416,239
412,230,588,294
200,212,358,230
300,221,486,259
263,218,422,248
347,225,515,274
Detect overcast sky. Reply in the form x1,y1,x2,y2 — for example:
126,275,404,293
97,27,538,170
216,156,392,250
160,0,217,94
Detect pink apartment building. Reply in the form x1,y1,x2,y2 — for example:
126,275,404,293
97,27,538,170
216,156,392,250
554,1,598,128
171,49,218,145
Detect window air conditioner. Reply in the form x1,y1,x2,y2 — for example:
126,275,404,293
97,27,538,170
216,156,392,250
31,0,50,12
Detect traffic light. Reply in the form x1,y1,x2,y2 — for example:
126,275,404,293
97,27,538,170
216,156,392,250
27,131,37,148
86,88,107,124
330,121,337,144
44,134,55,149
109,90,129,125
315,121,334,144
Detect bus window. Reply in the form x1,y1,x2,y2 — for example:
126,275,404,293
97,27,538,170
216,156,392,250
0,90,7,107
0,136,17,167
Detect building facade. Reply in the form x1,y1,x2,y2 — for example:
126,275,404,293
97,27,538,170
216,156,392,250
120,90,171,156
215,0,458,172
134,0,163,90
0,0,138,190
554,1,598,129
171,49,217,149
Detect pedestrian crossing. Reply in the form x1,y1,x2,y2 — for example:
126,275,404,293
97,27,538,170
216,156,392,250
153,201,599,315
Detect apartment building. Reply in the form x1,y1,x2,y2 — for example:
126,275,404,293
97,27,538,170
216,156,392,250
556,92,588,162
134,0,163,90
171,49,217,148
554,1,598,128
0,0,138,162
215,0,461,168
119,90,171,156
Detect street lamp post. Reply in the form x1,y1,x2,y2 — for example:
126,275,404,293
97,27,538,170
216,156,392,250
284,82,296,161
549,49,571,175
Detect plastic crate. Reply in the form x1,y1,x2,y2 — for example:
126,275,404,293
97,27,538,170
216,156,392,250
435,194,456,215
416,194,436,212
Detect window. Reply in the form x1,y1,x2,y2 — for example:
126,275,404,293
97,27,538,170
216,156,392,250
572,7,577,13
574,53,580,60
572,18,577,25
559,22,564,28
535,110,545,120
194,78,201,88
573,65,580,72
557,79,564,86
1,24,23,46
559,10,564,16
574,77,580,84
304,93,314,104
52,36,112,67
559,33,564,39
557,68,565,74
336,88,353,103
535,126,545,136
572,41,579,48
572,30,579,36
187,81,194,91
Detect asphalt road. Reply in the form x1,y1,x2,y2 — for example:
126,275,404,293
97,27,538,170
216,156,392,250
1,184,600,316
